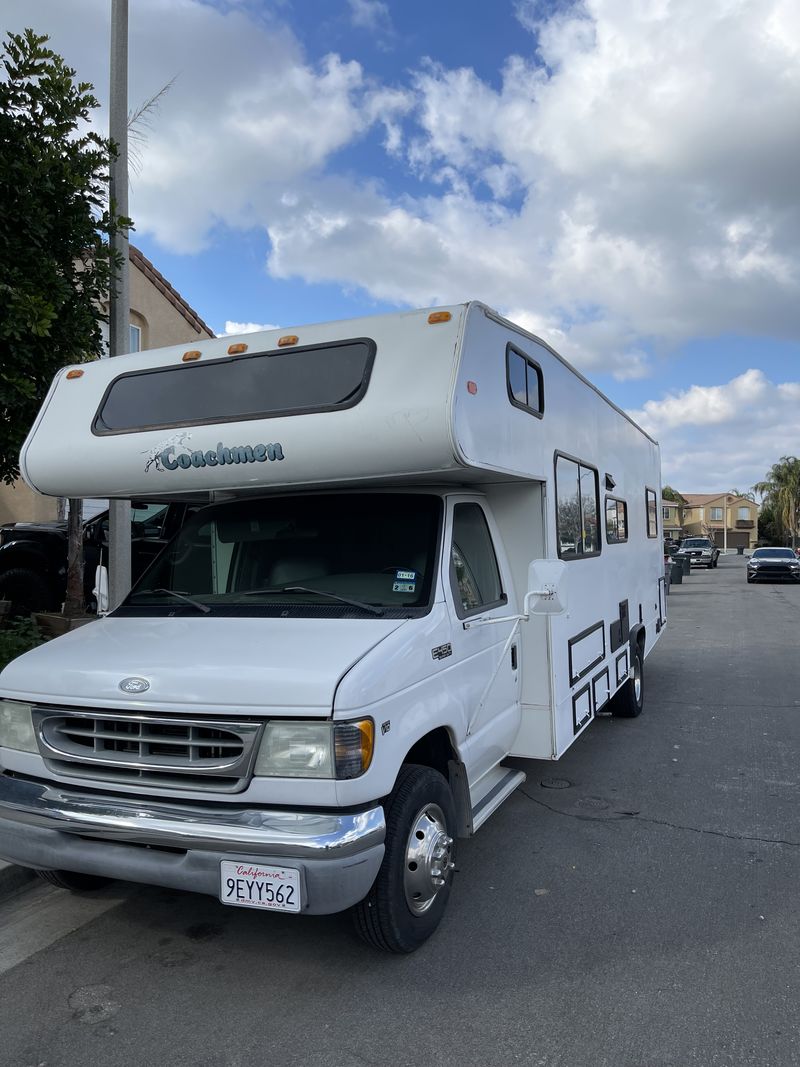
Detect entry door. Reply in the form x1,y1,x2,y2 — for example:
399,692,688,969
444,499,521,784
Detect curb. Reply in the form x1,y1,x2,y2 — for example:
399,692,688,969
0,861,36,901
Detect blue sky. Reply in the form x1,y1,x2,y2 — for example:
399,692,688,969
4,0,799,491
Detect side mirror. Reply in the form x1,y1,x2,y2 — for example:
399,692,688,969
524,559,568,616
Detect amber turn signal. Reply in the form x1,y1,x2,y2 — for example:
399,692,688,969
278,335,299,347
227,343,248,355
182,350,201,362
428,311,452,324
65,369,84,380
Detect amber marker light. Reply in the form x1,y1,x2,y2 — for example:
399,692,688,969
66,369,84,380
278,335,299,347
182,350,201,362
428,310,452,324
227,343,248,355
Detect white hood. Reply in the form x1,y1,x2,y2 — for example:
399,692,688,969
0,615,406,714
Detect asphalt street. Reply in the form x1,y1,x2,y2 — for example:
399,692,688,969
0,553,798,1067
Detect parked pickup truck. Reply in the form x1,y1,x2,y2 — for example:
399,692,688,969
0,502,193,614
674,537,720,569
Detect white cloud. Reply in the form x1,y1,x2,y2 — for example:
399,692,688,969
348,0,393,35
628,370,800,490
223,321,280,335
3,0,799,384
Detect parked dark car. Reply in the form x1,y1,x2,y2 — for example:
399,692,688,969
674,536,720,569
0,501,195,614
746,547,800,584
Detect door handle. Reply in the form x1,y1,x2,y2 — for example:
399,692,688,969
510,645,518,670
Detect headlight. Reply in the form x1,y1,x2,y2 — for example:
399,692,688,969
0,700,36,752
254,719,374,780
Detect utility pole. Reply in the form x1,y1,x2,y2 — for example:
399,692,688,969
107,0,131,609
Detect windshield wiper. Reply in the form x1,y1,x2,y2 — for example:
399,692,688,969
135,588,211,614
243,585,384,617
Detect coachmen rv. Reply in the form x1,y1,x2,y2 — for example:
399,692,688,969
0,302,665,952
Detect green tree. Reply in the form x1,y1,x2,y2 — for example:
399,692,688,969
753,457,800,548
662,486,687,505
0,29,130,614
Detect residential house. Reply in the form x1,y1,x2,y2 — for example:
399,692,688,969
0,245,214,524
681,493,759,551
662,499,684,543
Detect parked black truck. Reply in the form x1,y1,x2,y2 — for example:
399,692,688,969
0,502,193,614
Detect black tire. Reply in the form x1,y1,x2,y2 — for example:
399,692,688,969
713,557,719,568
353,764,456,953
36,869,110,892
707,562,713,569
611,643,644,718
0,567,57,616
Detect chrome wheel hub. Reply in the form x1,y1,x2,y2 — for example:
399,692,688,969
403,803,454,915
633,658,642,703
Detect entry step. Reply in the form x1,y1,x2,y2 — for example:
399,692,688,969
470,765,526,832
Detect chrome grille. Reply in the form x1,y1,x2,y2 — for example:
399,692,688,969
33,709,263,793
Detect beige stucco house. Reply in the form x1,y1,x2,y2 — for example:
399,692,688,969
0,246,213,524
662,500,683,542
681,493,759,550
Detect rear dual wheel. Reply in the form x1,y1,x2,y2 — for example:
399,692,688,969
353,764,456,953
611,644,644,718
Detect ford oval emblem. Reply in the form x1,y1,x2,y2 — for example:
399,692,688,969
119,677,150,694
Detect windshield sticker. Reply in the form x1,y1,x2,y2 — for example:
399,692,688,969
144,438,284,474
395,569,416,581
393,580,416,593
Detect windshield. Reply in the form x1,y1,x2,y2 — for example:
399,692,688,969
752,548,795,559
682,539,711,548
119,493,442,618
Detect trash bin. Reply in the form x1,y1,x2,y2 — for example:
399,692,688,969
681,556,691,576
670,561,683,584
737,545,744,555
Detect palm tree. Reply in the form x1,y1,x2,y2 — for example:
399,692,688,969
753,457,800,548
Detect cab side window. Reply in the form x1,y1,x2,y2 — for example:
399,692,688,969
450,503,505,617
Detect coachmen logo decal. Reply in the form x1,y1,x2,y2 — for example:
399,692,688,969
119,677,150,694
144,436,284,474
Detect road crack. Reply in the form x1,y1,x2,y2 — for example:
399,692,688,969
518,788,800,848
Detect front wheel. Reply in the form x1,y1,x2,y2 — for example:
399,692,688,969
611,644,644,718
353,764,456,953
36,869,110,892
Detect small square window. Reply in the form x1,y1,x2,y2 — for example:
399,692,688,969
506,343,544,418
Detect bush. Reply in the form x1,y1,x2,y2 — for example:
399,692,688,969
0,616,43,670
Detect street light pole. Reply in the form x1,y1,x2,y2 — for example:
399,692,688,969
107,0,131,609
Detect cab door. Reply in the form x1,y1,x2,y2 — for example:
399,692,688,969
444,497,521,784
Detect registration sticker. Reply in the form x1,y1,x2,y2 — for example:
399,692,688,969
395,569,416,581
393,581,416,593
219,861,301,913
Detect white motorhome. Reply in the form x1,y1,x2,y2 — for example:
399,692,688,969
0,302,665,952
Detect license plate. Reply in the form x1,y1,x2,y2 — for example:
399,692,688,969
219,861,301,913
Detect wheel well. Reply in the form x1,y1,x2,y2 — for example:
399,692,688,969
630,624,645,658
404,727,456,779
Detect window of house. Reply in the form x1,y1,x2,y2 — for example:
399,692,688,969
129,324,142,352
556,455,601,558
606,497,628,544
646,488,658,538
449,503,505,616
738,506,750,520
662,506,670,520
94,338,376,434
506,344,544,418
710,507,723,521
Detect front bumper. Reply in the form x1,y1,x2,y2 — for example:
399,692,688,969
0,774,385,914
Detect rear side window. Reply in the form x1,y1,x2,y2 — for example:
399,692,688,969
449,503,505,616
555,454,601,559
646,488,658,538
93,338,375,434
605,497,628,544
506,344,544,418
